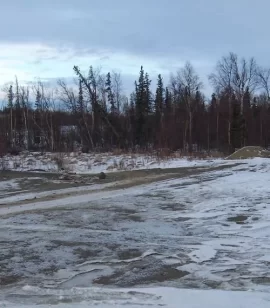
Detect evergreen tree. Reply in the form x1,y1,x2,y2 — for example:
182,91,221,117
105,72,116,113
144,73,152,114
135,66,146,146
243,87,251,113
129,92,136,145
77,79,84,114
88,66,96,88
164,87,171,114
155,74,164,117
35,88,42,110
7,85,14,110
15,77,20,110
153,74,164,146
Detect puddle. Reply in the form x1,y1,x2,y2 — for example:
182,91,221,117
118,249,142,260
173,217,191,222
160,203,186,211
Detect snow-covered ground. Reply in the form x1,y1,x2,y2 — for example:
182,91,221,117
0,151,228,174
1,157,270,307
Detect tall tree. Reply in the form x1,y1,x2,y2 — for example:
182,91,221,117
171,62,202,152
112,71,123,113
257,67,270,100
209,53,258,150
164,87,172,114
105,72,116,114
231,94,242,150
155,74,164,117
135,66,145,146
73,65,119,148
7,85,14,146
154,74,164,146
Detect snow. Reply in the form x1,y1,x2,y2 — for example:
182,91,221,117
1,157,270,306
1,151,229,174
0,182,116,205
188,243,217,263
0,179,20,191
1,287,270,307
0,186,137,216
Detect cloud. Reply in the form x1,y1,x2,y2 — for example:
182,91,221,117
0,0,270,98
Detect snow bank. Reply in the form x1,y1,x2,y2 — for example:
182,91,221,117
227,146,270,160
1,151,227,174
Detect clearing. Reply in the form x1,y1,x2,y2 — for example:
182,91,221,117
0,155,270,307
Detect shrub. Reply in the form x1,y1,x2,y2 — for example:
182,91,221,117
53,153,65,171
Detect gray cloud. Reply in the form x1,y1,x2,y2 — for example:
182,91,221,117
0,0,269,96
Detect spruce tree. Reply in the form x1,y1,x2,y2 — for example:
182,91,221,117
155,74,164,118
129,92,136,145
7,85,14,110
153,74,164,146
144,73,152,114
77,79,84,114
164,87,171,114
15,78,20,110
105,72,116,114
35,89,42,110
135,66,145,146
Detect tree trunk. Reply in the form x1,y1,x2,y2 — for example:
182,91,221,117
207,122,210,152
216,105,219,150
23,108,29,150
10,108,13,147
188,111,192,153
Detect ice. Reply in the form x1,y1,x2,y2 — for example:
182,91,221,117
1,287,270,307
188,243,217,263
0,182,115,205
0,179,20,191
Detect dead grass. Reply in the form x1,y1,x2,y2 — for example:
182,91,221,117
52,153,65,170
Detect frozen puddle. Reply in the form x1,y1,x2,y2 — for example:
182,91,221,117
1,158,270,306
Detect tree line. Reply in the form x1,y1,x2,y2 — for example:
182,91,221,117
1,52,270,155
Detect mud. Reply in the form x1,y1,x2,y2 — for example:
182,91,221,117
0,163,240,207
227,215,249,224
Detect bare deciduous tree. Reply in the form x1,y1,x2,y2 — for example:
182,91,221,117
112,71,123,113
257,67,270,100
209,53,258,148
57,79,77,113
171,62,203,152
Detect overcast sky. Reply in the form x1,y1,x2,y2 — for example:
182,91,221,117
0,0,269,98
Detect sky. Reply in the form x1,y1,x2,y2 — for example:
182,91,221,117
0,0,269,99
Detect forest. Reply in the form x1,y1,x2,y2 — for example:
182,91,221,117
0,52,270,155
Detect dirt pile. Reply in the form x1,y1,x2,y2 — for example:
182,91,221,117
226,146,270,160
